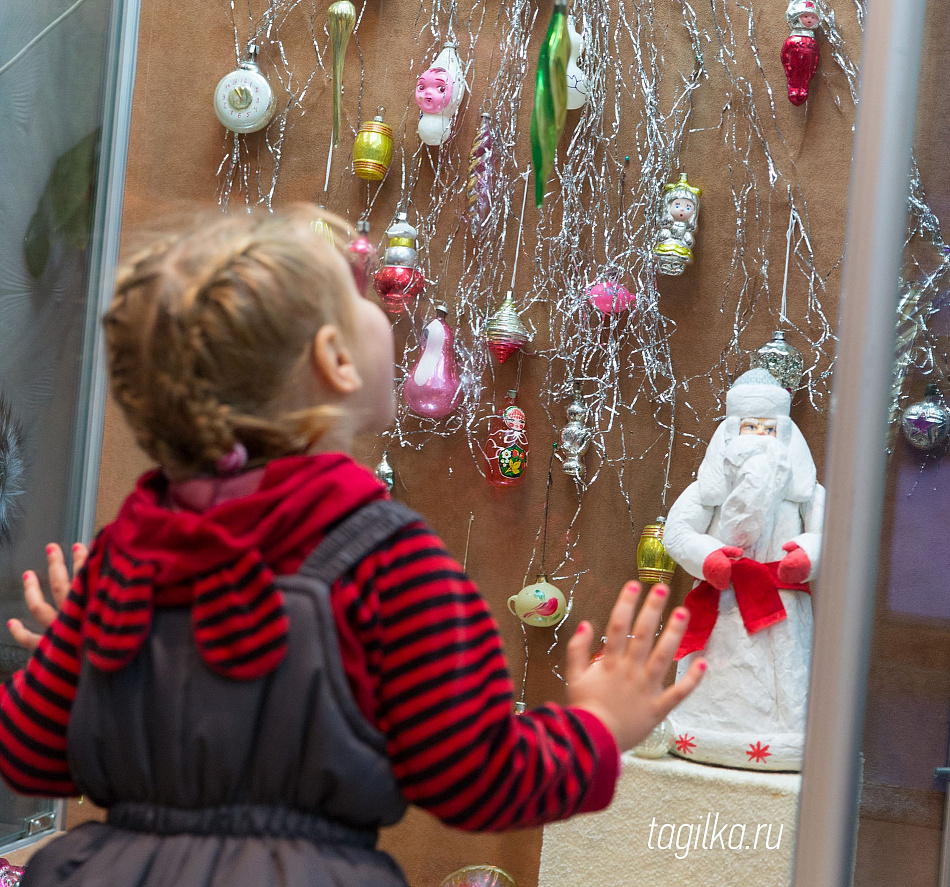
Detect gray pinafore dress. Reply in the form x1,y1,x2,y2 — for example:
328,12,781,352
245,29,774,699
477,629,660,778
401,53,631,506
22,501,420,887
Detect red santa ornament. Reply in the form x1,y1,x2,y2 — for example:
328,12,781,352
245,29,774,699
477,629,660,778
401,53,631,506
782,0,823,106
662,368,825,771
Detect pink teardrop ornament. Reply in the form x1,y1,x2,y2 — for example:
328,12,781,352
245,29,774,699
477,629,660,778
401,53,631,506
404,307,463,418
586,280,635,314
347,220,376,296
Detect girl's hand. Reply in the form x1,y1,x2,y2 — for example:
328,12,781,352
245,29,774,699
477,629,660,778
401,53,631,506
566,582,705,752
8,543,87,651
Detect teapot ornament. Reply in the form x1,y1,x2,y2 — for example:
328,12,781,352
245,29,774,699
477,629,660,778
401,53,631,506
565,15,590,110
508,575,566,627
404,304,463,419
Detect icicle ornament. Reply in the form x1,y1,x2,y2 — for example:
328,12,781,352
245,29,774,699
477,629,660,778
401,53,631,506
327,1,356,146
466,114,495,238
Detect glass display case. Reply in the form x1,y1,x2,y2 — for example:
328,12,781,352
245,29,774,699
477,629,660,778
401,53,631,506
0,0,137,854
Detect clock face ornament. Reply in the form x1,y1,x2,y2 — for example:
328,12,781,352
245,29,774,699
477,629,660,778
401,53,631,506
213,44,276,134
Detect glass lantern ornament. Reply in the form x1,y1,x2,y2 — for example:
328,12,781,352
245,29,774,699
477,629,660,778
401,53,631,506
586,279,635,315
374,450,395,493
440,866,517,887
782,0,822,106
416,43,466,147
373,213,426,314
632,718,675,759
508,575,567,627
213,44,276,134
486,292,531,363
404,304,463,419
346,220,375,296
901,384,950,451
750,329,804,394
352,115,394,181
653,173,701,276
328,1,356,145
637,517,677,586
485,390,528,486
558,386,592,479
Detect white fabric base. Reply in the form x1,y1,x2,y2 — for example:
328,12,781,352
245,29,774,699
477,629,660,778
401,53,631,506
539,753,801,887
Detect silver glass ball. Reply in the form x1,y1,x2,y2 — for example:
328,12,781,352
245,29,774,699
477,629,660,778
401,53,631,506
901,386,950,451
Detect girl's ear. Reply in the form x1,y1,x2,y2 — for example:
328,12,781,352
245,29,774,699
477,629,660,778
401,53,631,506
311,325,362,394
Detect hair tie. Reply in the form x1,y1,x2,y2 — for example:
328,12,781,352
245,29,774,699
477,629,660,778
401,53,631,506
215,442,248,475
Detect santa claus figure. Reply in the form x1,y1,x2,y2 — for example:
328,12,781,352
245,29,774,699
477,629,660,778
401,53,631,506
782,0,823,106
663,368,825,770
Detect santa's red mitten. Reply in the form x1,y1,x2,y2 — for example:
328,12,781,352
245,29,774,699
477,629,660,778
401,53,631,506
702,546,743,591
777,541,811,584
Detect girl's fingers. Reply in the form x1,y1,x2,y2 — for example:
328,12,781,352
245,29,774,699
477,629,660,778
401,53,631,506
23,571,57,629
628,584,668,661
6,618,40,652
656,659,707,719
566,621,593,685
646,606,690,679
71,543,89,581
46,544,71,606
603,582,640,658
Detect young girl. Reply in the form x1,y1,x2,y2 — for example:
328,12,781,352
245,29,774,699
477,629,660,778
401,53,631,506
0,206,704,887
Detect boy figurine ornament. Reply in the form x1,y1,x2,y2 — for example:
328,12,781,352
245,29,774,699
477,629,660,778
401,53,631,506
663,369,825,770
782,0,823,106
653,173,701,276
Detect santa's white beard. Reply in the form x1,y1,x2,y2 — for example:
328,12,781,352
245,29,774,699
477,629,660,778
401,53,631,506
718,434,791,551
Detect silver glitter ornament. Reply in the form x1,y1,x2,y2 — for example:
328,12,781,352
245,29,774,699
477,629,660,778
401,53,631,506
632,717,674,759
901,385,950,451
374,450,395,492
558,386,592,479
750,330,804,394
486,291,531,364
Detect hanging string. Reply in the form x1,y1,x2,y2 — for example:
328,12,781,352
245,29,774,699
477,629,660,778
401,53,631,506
539,442,558,574
462,511,475,571
780,201,795,325
510,173,531,291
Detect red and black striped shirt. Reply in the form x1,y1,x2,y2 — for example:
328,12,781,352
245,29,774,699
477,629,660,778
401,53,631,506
0,457,618,830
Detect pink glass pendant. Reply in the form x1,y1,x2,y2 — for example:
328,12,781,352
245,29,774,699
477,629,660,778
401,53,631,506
586,279,635,314
346,220,376,295
404,305,463,418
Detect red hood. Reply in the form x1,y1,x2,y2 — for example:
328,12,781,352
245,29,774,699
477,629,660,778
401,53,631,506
104,452,389,585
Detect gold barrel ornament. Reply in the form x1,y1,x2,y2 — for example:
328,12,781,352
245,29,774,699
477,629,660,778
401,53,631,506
636,516,677,586
352,115,394,181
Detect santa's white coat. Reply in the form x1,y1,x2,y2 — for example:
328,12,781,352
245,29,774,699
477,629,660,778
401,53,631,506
662,411,824,771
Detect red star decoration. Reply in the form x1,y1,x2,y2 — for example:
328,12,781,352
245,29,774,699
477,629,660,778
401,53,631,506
675,734,697,754
746,741,772,763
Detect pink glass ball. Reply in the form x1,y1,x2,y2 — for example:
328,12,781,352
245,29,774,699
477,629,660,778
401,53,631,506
586,280,635,314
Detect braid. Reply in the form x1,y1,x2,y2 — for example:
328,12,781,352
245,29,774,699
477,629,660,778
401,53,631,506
105,206,355,476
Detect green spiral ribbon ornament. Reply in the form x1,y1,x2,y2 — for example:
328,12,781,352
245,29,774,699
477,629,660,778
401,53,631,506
530,0,570,207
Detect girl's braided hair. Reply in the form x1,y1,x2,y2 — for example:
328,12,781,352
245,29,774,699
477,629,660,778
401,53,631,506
105,204,357,478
